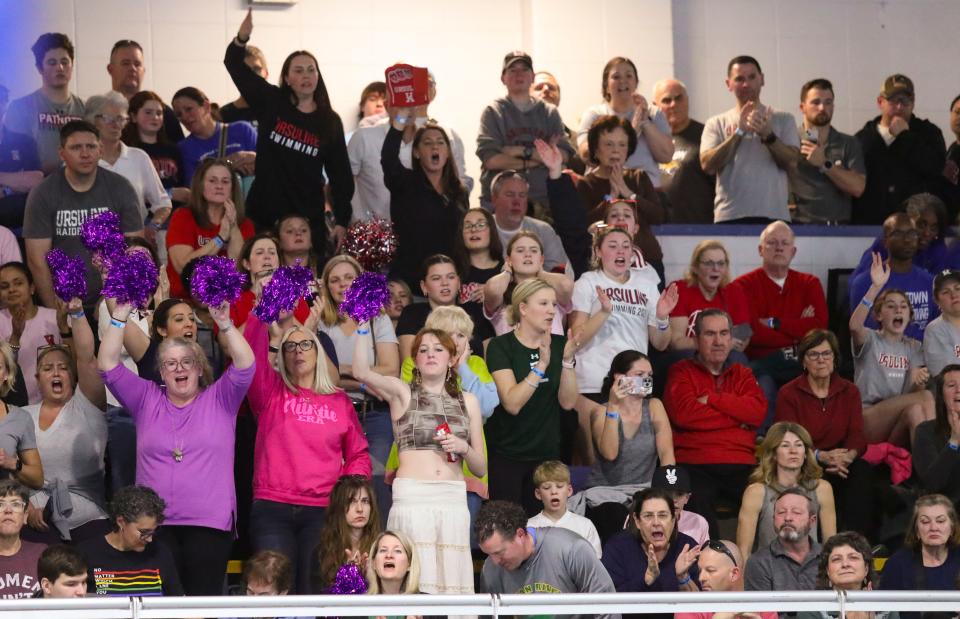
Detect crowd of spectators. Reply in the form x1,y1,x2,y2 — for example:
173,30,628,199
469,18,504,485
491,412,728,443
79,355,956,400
2,11,960,619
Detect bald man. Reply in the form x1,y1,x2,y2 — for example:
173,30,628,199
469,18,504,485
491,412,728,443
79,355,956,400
675,540,778,619
652,79,714,223
848,213,937,342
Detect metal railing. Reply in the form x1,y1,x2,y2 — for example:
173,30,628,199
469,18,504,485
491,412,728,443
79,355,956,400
6,590,960,619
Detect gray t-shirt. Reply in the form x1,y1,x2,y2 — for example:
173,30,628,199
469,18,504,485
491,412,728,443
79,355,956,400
496,217,570,273
744,537,821,591
477,97,574,204
701,107,800,222
23,168,144,304
3,89,85,173
317,313,397,399
0,407,37,480
25,390,108,531
482,527,618,619
921,316,960,377
577,103,671,187
854,330,921,406
790,126,866,224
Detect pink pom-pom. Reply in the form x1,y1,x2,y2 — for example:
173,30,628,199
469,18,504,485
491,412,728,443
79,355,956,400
80,210,126,265
338,271,389,324
102,250,159,309
253,264,312,324
190,256,248,308
45,249,87,302
342,218,397,272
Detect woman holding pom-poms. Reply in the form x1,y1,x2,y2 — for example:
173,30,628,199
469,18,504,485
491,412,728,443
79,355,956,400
350,273,485,596
98,284,254,596
241,301,370,594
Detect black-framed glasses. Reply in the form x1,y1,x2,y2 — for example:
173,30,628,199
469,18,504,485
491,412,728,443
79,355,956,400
282,340,316,353
701,539,737,567
463,221,489,232
804,350,835,361
137,526,159,540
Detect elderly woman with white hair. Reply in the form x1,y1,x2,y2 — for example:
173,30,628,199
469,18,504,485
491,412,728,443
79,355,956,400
240,310,371,594
98,295,254,596
86,91,172,236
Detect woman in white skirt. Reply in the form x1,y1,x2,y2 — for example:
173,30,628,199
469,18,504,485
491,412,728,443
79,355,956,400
353,324,485,595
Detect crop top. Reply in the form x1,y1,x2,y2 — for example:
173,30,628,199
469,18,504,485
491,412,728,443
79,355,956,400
394,388,470,453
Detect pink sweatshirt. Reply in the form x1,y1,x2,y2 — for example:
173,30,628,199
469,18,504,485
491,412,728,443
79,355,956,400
244,316,371,506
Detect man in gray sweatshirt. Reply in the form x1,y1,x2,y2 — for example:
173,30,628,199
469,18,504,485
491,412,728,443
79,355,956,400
477,500,619,619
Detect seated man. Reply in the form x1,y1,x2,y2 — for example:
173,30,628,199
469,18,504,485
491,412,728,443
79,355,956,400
849,213,937,342
36,544,87,598
0,479,46,599
664,309,766,538
675,539,778,619
76,485,183,596
491,170,570,272
744,488,821,591
477,500,617,619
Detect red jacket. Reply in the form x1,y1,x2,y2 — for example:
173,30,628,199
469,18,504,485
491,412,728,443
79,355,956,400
664,357,767,465
733,268,828,360
774,374,867,454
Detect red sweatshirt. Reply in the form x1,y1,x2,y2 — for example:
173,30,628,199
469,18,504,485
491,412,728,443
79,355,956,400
243,315,371,506
733,267,828,360
664,357,767,465
774,374,867,454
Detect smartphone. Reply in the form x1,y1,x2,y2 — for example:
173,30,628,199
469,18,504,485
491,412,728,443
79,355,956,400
619,375,653,397
804,128,818,144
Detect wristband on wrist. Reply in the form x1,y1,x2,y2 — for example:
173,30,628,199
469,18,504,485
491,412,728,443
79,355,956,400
59,331,73,339
213,235,226,249
606,411,619,419
356,328,370,335
110,318,126,329
268,345,279,354
236,34,249,44
948,442,959,452
561,358,576,369
69,309,85,319
860,298,874,310
219,323,232,333
395,116,407,125
735,128,745,137
524,378,539,389
656,316,670,331
530,366,547,380
814,449,820,462
677,574,691,586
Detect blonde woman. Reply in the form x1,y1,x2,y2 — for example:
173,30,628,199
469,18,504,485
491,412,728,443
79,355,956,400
365,530,422,595
736,421,837,561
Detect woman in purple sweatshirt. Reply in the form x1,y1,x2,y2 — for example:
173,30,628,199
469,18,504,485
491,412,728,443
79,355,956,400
98,298,254,596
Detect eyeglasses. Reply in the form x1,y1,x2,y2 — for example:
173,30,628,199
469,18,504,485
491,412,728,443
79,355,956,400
699,260,728,269
804,350,835,360
0,500,26,512
95,114,129,125
137,527,158,540
161,357,196,372
638,510,672,522
282,340,316,353
463,221,489,232
701,540,737,567
888,229,920,240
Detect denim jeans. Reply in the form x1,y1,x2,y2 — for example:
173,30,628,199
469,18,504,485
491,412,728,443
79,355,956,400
360,407,394,520
250,499,326,594
105,406,137,496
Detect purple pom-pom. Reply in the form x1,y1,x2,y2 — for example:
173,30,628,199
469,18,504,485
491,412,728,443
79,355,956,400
45,249,87,302
80,211,126,265
326,562,367,595
190,256,248,308
338,271,389,324
253,264,312,324
102,250,159,309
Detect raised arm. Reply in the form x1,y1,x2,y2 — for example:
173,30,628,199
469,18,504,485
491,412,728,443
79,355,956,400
98,299,130,373
210,301,253,369
536,138,591,277
224,9,273,110
646,283,678,352
381,110,416,192
351,322,408,411
66,299,106,410
849,252,889,350
591,383,627,461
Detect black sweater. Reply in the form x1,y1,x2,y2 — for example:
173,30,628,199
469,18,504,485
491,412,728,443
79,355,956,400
382,126,466,291
912,420,960,505
224,41,353,240
852,115,946,225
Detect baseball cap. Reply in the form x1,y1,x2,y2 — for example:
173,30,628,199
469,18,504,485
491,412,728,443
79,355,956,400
880,74,914,99
651,465,691,493
934,269,960,295
502,51,533,73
